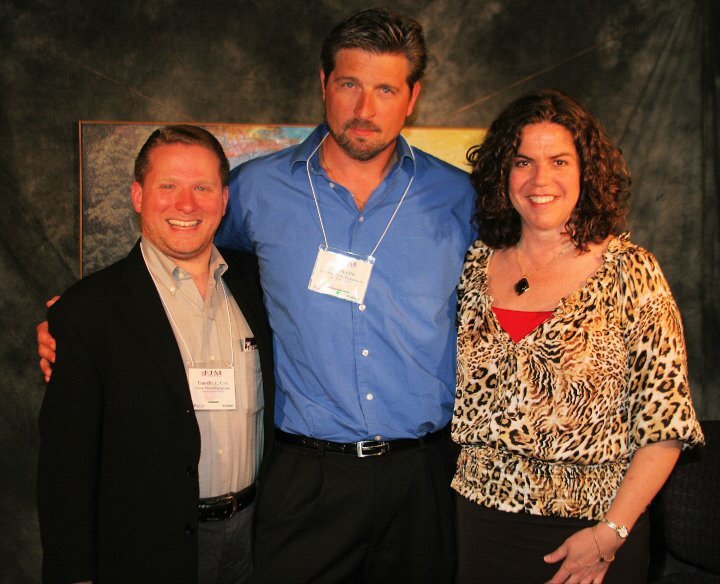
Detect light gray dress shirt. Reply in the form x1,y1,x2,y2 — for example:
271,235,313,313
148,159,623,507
141,239,263,498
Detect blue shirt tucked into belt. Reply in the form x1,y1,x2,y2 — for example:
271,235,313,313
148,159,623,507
216,125,475,441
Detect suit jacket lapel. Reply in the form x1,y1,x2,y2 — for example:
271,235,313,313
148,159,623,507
117,243,193,410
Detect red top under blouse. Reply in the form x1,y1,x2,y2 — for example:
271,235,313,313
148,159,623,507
491,306,553,343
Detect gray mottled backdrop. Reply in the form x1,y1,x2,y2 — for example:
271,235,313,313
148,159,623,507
1,0,717,581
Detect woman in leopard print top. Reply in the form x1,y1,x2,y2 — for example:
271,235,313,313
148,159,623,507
453,90,703,584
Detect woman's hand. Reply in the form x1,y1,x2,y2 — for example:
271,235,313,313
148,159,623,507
543,524,622,584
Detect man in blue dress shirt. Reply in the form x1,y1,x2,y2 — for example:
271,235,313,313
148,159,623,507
215,8,475,583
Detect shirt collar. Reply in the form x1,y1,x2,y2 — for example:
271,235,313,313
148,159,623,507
289,123,417,176
140,237,227,296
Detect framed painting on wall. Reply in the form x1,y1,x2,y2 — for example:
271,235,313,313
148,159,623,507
79,121,485,275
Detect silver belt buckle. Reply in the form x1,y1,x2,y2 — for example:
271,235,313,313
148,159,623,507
230,494,238,516
356,440,389,457
220,494,238,519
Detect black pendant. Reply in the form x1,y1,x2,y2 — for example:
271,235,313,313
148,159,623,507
514,277,529,295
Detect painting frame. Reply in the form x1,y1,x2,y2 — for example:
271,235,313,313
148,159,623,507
79,121,485,276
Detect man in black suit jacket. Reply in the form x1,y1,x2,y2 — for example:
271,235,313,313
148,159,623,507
37,126,274,584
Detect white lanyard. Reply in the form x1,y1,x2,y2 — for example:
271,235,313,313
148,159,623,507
141,244,234,368
305,132,415,258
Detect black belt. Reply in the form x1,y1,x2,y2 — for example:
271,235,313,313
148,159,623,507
198,483,256,522
275,428,444,458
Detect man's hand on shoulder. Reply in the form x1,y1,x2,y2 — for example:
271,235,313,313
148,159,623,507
37,296,60,383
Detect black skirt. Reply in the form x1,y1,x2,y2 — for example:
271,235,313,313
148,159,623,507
456,494,650,584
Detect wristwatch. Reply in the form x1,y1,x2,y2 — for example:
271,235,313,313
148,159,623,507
601,518,629,539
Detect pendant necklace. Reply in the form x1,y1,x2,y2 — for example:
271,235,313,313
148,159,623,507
514,244,573,295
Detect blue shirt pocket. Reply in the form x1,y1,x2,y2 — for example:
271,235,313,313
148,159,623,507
389,226,466,300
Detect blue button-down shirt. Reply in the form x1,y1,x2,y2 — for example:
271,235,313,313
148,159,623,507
216,125,475,441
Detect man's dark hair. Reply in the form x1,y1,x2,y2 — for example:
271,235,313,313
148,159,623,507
320,8,427,89
467,89,631,251
134,125,230,187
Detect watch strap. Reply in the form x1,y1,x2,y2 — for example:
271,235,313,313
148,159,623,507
601,518,629,539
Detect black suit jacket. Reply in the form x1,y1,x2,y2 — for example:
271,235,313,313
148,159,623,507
37,242,275,584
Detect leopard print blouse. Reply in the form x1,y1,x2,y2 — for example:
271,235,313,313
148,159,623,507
451,234,704,520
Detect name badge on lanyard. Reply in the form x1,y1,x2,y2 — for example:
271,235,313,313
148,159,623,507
189,367,236,410
304,133,415,307
308,245,375,304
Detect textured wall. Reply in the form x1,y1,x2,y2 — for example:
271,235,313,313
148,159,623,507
0,0,716,581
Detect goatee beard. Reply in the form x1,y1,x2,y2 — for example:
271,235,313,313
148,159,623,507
326,119,394,162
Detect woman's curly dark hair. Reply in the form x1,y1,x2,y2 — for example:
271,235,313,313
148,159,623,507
467,89,630,250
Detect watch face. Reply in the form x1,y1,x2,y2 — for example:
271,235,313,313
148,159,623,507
618,526,629,538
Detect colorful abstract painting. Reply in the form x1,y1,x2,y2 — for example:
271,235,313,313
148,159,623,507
80,122,485,275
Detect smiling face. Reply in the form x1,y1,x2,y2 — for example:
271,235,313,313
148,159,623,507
320,48,420,161
131,143,228,267
508,121,581,237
